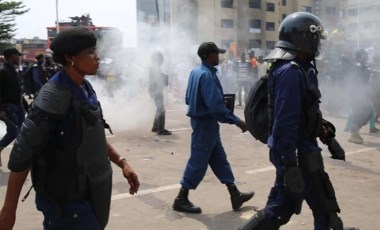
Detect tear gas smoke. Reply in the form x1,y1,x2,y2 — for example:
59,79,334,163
86,13,198,133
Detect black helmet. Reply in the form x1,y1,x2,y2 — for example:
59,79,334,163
277,12,327,58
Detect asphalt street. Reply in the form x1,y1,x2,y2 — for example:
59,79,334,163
0,104,379,230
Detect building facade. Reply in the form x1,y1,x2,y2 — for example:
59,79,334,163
137,0,352,55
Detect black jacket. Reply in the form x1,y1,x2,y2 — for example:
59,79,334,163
0,62,22,105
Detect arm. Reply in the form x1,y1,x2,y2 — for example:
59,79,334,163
32,68,43,90
107,143,139,195
200,72,241,125
0,169,30,230
270,67,304,166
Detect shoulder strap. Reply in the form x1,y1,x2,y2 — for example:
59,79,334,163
33,82,72,118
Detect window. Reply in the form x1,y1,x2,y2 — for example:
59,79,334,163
326,6,336,15
249,19,261,33
221,39,233,48
249,0,261,9
249,39,262,49
221,0,233,8
339,9,345,18
266,41,276,49
282,0,286,6
348,9,358,16
282,14,287,20
221,19,234,28
266,3,275,12
266,22,275,31
301,6,312,13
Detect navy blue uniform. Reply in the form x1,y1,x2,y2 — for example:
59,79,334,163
180,63,240,189
265,60,331,229
8,70,101,230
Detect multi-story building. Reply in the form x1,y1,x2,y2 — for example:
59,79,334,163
344,0,380,48
137,0,348,54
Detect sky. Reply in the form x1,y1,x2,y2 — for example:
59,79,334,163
14,0,137,47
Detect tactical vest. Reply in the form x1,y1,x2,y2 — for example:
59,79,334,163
268,61,323,139
31,82,112,229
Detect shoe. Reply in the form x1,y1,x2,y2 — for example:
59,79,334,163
151,127,158,133
172,188,202,213
348,133,364,144
158,129,172,135
369,127,380,133
227,184,255,211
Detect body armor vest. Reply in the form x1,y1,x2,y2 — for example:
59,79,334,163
31,100,112,229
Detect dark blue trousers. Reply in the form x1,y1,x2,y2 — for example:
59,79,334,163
36,195,102,230
181,117,235,189
264,140,333,230
0,104,25,149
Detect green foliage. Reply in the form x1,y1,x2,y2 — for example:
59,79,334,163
0,0,28,51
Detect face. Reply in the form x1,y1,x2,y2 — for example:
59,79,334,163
208,52,220,66
69,47,100,75
9,54,20,65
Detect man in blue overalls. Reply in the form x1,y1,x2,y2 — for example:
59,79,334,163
172,42,254,214
238,12,358,230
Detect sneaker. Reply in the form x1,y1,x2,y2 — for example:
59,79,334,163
369,127,380,133
348,136,363,144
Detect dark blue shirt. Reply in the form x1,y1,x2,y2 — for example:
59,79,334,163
185,63,240,124
268,60,320,165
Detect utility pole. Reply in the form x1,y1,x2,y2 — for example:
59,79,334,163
56,0,59,33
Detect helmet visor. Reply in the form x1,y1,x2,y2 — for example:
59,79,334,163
312,26,329,59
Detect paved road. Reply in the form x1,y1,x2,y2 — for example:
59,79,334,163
0,104,379,230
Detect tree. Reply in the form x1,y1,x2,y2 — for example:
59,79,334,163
0,0,28,52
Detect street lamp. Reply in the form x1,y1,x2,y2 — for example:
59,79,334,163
56,0,59,33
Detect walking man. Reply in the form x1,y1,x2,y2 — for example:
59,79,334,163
172,42,254,214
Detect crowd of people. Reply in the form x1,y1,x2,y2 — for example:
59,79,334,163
0,11,369,230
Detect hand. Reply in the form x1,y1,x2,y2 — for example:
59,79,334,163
0,111,6,120
237,120,247,133
122,165,140,195
0,207,16,230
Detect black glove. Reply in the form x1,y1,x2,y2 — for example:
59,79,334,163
327,138,346,161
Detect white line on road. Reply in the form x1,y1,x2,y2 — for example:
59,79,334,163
111,184,181,200
110,147,376,201
245,147,376,175
170,127,191,132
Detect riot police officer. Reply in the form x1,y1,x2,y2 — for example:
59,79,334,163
0,27,140,230
238,12,355,230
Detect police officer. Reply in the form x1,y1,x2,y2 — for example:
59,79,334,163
32,53,48,94
0,27,140,230
172,42,254,214
238,12,353,230
0,47,25,167
149,50,171,135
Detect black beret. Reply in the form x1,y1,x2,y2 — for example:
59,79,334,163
50,27,97,55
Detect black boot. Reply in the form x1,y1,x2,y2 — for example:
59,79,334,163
172,187,202,213
227,184,254,211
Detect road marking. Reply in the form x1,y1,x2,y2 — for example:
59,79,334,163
245,147,376,175
111,184,181,200
170,127,191,132
245,166,274,174
110,147,376,201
